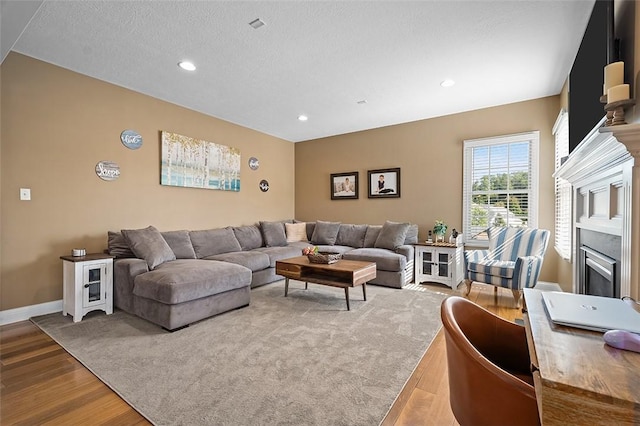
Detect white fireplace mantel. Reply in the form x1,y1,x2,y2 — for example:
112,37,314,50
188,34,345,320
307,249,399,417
555,120,640,299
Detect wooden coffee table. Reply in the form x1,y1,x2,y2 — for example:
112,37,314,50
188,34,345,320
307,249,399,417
275,256,377,310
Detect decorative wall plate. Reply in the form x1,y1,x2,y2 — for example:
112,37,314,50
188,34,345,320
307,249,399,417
120,129,143,150
259,179,269,192
248,157,259,170
95,161,120,181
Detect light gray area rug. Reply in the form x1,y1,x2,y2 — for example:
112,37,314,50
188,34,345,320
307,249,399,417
32,281,446,426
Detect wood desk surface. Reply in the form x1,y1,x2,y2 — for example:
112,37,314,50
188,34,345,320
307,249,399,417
523,288,640,425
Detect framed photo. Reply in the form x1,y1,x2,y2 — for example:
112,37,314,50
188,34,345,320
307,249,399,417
368,168,401,198
330,171,359,200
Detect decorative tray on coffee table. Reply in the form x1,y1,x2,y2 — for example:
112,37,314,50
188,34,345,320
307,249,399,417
307,253,342,264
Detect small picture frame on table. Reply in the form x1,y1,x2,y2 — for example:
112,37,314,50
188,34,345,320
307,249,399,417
330,172,358,200
368,168,400,198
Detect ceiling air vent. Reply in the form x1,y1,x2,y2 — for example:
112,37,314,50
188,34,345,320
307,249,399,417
249,19,265,29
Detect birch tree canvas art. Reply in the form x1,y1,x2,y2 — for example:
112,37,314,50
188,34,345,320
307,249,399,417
161,131,241,191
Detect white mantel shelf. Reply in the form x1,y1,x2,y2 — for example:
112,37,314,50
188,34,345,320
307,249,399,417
555,120,640,299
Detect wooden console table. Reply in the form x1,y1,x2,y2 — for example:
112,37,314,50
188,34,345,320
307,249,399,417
522,288,640,425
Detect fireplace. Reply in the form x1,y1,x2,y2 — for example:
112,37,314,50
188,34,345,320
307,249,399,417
578,229,621,298
554,120,640,299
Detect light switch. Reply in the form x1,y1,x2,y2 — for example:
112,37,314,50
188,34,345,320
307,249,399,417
20,188,31,201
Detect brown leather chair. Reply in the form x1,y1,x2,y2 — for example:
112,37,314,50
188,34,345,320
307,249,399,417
441,296,540,426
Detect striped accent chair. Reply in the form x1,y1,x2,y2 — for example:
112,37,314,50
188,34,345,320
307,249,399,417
464,227,550,305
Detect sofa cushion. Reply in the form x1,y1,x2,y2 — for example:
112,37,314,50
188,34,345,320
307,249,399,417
253,246,302,267
375,221,410,250
189,228,242,258
206,251,271,272
285,222,308,243
107,231,135,258
313,245,353,255
303,221,316,241
404,224,419,245
133,259,251,304
121,226,176,270
336,224,367,248
233,225,264,251
364,225,382,248
287,241,315,252
342,248,407,272
260,221,288,247
467,259,515,279
311,220,341,245
161,230,196,259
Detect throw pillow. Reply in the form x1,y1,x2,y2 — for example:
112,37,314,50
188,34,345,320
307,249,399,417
259,221,288,247
374,221,411,250
310,220,341,245
404,224,419,245
285,222,308,243
161,230,196,259
107,231,135,258
189,227,243,258
121,226,176,269
336,224,367,248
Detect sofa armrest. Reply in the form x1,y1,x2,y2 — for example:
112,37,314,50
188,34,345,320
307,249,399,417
113,258,149,313
395,244,414,261
463,249,490,279
514,255,545,289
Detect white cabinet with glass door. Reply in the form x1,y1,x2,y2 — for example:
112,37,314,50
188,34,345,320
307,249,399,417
61,253,114,322
414,243,464,290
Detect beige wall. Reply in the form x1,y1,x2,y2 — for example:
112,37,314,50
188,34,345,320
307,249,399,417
296,96,561,284
1,53,295,310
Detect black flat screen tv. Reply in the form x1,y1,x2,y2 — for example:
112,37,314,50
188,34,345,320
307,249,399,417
568,0,615,152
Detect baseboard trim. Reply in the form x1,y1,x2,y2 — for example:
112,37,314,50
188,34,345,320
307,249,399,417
0,300,63,325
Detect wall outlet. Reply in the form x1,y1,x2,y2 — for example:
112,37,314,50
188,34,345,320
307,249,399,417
20,188,31,201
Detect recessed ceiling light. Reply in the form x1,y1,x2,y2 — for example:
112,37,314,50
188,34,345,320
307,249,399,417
298,115,308,121
178,61,196,71
440,79,455,87
249,18,265,29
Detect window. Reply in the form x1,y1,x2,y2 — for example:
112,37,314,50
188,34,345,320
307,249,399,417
463,131,539,246
553,110,571,260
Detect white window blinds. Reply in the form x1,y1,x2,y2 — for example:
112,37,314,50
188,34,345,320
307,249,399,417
462,132,539,246
553,110,571,261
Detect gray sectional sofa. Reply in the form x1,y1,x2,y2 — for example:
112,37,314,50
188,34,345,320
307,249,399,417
107,220,417,330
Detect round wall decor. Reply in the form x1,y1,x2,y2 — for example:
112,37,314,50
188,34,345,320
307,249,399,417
120,129,143,150
259,179,269,192
95,161,121,181
248,157,259,170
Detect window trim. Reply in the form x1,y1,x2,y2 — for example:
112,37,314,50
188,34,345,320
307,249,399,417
462,131,540,247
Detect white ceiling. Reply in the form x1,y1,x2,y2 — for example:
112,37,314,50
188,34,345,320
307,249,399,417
2,0,595,142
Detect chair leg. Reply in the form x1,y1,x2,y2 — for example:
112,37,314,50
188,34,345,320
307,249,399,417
464,279,472,296
511,289,522,306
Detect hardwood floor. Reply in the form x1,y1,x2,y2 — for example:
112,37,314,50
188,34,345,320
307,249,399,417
1,282,521,425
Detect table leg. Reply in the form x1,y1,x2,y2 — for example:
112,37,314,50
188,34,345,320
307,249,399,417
362,283,367,301
305,282,308,290
284,277,289,297
345,287,350,311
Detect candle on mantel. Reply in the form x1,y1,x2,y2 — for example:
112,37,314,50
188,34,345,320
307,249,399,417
604,61,624,94
607,84,630,103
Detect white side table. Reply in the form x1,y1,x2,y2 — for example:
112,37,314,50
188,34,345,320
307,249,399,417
414,243,464,290
61,253,114,322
